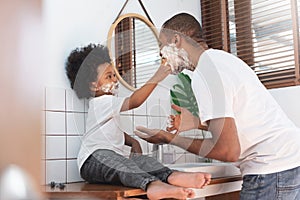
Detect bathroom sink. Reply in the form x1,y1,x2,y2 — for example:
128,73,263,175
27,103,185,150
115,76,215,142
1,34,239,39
166,162,241,178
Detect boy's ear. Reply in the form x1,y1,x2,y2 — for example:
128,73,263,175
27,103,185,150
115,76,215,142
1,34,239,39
90,82,98,92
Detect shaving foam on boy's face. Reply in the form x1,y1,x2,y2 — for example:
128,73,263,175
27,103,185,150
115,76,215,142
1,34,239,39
160,43,194,75
100,82,119,95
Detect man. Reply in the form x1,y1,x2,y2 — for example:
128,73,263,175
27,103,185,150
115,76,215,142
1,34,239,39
135,13,300,200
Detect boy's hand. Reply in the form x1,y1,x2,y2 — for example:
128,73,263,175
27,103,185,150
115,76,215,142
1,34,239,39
149,63,172,83
129,139,142,158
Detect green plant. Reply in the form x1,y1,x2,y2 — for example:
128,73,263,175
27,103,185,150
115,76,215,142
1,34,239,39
170,73,199,116
170,73,212,163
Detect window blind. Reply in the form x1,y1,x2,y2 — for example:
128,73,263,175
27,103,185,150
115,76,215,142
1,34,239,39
115,17,160,88
201,0,300,89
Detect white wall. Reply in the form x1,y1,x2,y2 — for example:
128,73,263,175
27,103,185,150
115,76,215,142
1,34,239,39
42,0,202,184
42,0,201,90
41,0,300,185
269,86,300,127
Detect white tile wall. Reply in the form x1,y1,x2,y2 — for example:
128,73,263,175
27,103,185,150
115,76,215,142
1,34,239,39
134,115,148,127
133,101,147,115
147,98,160,116
43,86,204,185
119,115,134,135
46,136,66,159
67,160,84,183
66,112,85,135
45,87,65,111
67,136,82,158
45,112,65,135
46,160,66,183
66,90,85,112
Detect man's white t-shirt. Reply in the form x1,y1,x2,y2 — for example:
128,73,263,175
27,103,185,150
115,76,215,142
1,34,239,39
77,95,127,171
191,49,300,176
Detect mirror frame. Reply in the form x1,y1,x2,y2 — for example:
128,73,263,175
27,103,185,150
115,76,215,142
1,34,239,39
107,13,159,91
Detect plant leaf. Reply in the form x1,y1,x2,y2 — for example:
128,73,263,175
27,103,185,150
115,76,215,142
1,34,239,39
170,72,199,117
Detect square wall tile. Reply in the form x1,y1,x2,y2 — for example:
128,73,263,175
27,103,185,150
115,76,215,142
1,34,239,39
119,115,134,135
159,99,171,117
67,136,82,159
66,112,85,135
133,102,147,115
147,98,160,116
159,116,168,130
41,111,45,134
182,129,197,137
172,145,185,154
134,136,150,154
45,87,65,111
174,153,186,164
67,160,84,183
66,89,85,112
46,136,66,159
134,116,147,128
46,160,66,184
41,160,46,185
147,116,161,129
41,135,46,159
45,111,65,135
185,153,198,163
162,145,176,164
120,109,133,115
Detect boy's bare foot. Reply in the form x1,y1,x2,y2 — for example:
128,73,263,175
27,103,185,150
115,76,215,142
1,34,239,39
146,180,195,200
167,171,211,189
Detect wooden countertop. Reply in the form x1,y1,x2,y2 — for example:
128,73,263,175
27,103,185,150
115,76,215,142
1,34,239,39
45,175,242,199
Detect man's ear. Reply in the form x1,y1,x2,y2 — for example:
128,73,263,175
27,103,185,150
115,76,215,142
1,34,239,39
174,34,181,47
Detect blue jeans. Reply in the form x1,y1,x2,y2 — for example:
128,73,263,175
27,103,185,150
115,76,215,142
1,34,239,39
240,166,300,200
80,149,173,191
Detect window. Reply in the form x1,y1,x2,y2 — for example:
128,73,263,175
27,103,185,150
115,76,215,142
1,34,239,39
115,16,160,89
201,0,300,89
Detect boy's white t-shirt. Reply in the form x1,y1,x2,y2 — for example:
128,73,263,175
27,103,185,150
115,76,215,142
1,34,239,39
77,95,127,171
191,49,300,176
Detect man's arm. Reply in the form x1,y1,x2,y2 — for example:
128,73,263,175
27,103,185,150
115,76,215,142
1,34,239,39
135,117,240,162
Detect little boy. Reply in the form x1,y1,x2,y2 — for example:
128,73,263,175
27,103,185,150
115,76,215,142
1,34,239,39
65,44,211,200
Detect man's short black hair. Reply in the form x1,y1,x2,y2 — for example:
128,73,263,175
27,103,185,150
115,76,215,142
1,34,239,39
65,44,111,99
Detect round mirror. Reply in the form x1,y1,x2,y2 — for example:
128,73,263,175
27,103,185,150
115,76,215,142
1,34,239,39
107,13,161,91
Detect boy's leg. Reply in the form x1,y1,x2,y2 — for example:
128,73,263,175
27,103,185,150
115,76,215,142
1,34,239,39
130,154,173,183
80,149,158,190
81,150,196,199
131,155,211,189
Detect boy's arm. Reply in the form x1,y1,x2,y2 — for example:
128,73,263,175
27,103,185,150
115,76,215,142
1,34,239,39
120,64,171,112
124,132,142,155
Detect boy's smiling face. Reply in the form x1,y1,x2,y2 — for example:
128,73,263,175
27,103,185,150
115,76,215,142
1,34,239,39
92,63,118,96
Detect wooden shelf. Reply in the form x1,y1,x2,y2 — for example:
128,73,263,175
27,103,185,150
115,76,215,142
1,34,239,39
45,175,242,199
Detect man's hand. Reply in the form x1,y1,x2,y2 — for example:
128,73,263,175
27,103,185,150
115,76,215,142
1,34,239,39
166,104,200,134
134,126,175,145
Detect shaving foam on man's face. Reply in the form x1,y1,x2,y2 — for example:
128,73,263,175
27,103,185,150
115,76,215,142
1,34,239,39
160,43,194,75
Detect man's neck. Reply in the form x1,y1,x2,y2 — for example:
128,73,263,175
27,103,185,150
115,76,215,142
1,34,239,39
190,44,208,68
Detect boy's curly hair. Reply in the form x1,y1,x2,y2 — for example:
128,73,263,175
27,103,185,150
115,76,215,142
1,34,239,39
65,44,111,99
